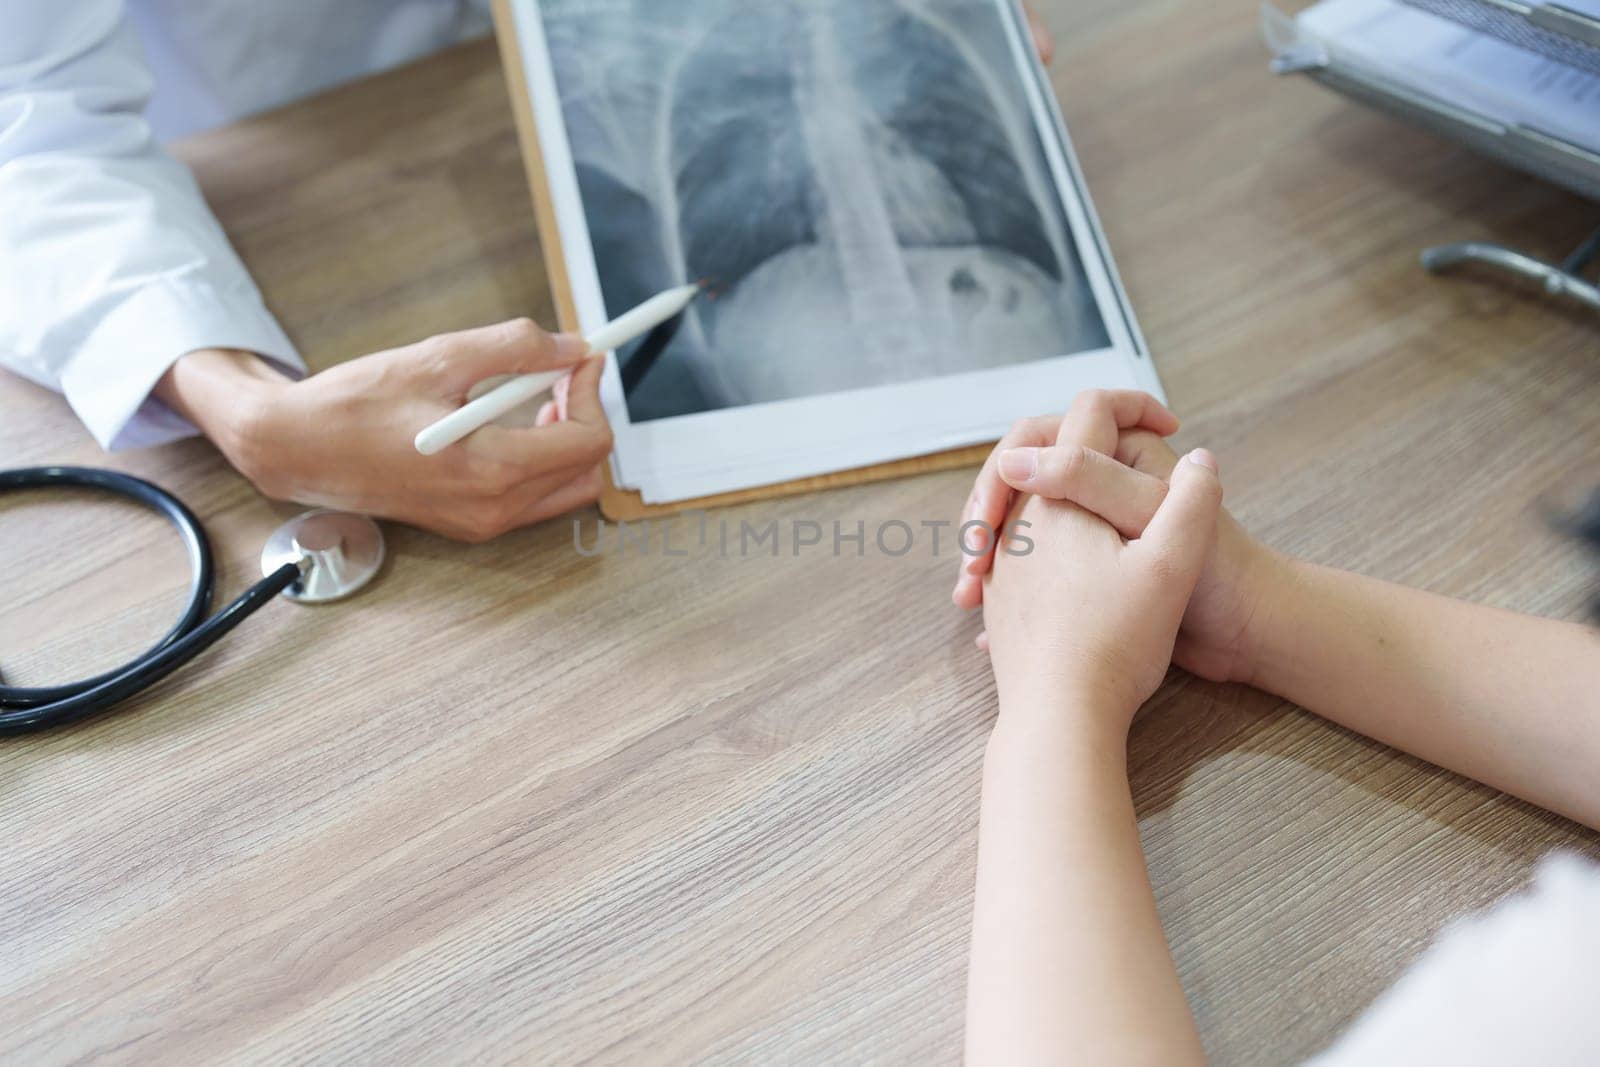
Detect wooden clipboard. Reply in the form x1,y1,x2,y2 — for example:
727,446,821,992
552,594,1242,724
490,0,991,521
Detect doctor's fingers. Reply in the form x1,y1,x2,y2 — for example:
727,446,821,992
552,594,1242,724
504,465,606,531
464,358,613,479
440,465,605,544
1024,4,1056,64
557,353,608,427
457,419,612,505
996,444,1169,540
1055,389,1179,456
423,318,590,399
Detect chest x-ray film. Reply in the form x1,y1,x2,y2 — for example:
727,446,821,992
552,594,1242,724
505,0,1163,504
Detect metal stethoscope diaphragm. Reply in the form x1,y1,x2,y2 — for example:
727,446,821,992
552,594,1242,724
0,466,383,736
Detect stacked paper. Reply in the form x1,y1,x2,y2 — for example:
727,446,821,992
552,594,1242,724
1281,0,1599,157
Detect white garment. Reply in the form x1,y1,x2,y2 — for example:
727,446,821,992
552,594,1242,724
0,1,492,450
1309,852,1600,1066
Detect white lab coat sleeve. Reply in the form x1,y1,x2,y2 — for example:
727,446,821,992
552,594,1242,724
0,1,306,452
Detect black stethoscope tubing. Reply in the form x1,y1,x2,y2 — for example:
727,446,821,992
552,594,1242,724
0,466,303,736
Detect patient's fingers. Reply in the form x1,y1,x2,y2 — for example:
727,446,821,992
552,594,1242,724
1132,450,1224,611
997,445,1170,539
1116,428,1182,480
954,393,1179,610
955,415,1061,609
1056,390,1180,457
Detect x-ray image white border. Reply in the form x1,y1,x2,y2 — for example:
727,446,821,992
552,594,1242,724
507,0,1163,501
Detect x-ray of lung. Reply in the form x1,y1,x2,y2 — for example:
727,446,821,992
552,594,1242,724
540,0,1112,423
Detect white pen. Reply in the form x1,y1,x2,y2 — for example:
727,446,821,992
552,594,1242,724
414,283,703,456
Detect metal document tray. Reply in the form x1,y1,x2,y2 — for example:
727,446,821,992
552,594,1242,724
1399,0,1600,75
1265,7,1600,309
1267,31,1600,201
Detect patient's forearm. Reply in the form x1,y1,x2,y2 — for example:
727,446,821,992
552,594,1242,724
966,706,1203,1066
1253,560,1600,829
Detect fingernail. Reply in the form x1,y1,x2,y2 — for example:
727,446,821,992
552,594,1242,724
998,448,1038,482
1187,448,1219,473
554,333,590,361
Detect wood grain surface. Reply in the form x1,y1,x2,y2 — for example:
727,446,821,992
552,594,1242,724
3,3,1598,1063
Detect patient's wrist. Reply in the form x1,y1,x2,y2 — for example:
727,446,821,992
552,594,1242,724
1239,552,1314,695
1223,542,1294,686
989,689,1131,776
994,671,1138,751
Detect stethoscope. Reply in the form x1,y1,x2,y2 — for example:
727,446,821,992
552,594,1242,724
0,466,384,736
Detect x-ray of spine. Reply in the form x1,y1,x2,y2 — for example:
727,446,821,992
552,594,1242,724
541,0,1111,422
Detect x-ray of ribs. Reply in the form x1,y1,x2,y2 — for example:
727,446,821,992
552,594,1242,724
544,0,1108,417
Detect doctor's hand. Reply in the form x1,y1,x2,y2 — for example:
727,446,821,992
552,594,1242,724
156,320,613,542
1024,3,1056,64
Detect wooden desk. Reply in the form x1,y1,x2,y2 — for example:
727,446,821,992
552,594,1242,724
3,5,1598,1063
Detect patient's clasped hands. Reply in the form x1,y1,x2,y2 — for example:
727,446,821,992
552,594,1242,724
958,391,1600,1066
954,389,1284,734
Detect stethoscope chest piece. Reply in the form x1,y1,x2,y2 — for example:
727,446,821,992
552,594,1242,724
262,510,385,604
